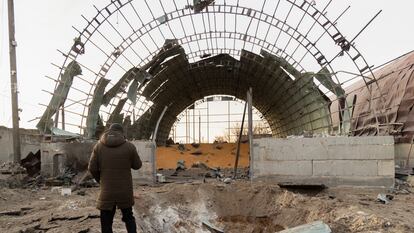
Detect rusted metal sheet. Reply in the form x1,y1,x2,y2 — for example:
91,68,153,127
331,52,414,142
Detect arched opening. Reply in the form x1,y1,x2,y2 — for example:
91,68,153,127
120,50,333,146
36,0,385,142
155,95,272,174
169,95,271,144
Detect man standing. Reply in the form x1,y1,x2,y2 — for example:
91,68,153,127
88,123,142,233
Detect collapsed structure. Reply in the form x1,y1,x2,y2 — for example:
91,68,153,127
36,40,337,145
2,1,414,232
36,0,376,141
3,0,406,186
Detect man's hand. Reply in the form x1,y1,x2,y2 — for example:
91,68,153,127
88,144,101,182
130,143,142,170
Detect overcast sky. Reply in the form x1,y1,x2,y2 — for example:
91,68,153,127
0,0,413,140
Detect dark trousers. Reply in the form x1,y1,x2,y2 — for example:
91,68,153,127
100,207,137,233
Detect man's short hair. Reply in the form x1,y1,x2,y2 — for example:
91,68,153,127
109,123,124,133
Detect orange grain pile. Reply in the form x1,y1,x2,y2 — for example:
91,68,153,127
156,143,250,169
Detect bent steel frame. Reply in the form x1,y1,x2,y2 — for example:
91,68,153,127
37,0,387,144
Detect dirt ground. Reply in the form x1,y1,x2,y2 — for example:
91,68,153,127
1,179,413,233
156,143,249,169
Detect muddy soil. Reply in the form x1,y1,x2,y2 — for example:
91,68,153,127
0,180,413,233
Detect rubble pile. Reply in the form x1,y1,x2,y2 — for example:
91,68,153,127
0,160,96,191
0,162,26,175
0,162,29,188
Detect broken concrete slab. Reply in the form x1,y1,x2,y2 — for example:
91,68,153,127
279,221,331,233
202,219,224,233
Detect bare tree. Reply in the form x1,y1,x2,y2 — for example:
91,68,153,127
215,122,271,143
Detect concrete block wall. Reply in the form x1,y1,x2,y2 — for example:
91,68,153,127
130,140,156,183
0,126,42,162
251,136,395,187
40,141,95,177
40,140,156,184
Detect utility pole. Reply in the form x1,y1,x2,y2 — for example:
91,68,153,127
198,111,201,143
7,0,21,163
247,87,253,164
193,107,195,143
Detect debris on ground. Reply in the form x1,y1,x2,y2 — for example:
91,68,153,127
222,178,232,184
61,187,72,196
192,161,210,169
279,221,331,233
0,162,44,189
214,143,223,150
166,137,175,147
191,149,203,155
77,190,86,196
212,167,224,178
156,173,166,183
176,160,186,170
392,178,412,194
22,174,44,189
191,142,200,148
0,162,26,175
377,193,394,204
202,219,224,233
44,167,77,186
0,181,413,232
43,169,97,190
171,160,187,177
177,143,186,151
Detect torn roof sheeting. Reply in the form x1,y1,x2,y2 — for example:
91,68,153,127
38,1,381,138
130,49,332,145
36,61,82,134
85,78,110,139
102,67,141,106
330,51,414,142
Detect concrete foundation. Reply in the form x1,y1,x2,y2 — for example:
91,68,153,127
251,136,395,187
0,126,42,162
40,140,156,183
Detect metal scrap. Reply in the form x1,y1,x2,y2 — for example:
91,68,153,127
377,193,394,204
85,78,110,139
201,219,224,233
36,61,82,133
